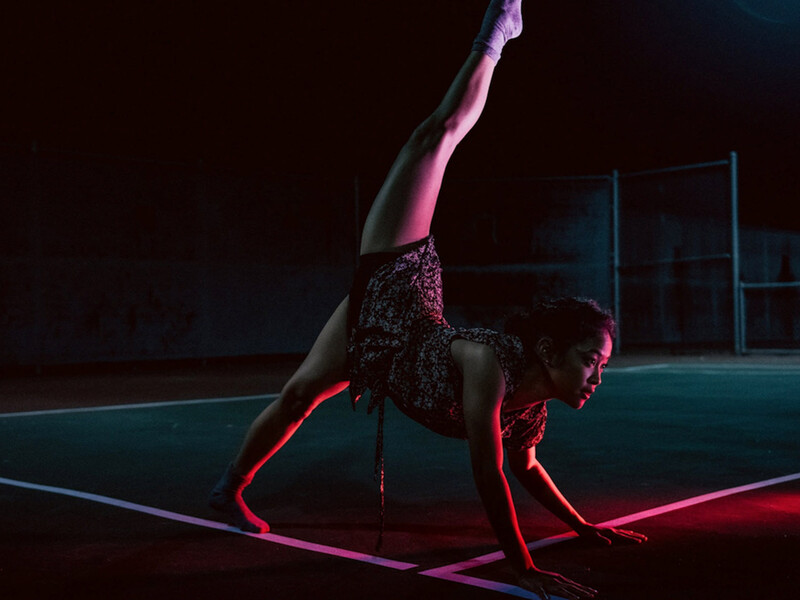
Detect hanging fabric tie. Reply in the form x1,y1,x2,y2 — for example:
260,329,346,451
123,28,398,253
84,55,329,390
373,397,386,552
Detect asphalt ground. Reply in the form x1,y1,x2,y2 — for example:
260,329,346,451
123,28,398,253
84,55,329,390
1,354,799,599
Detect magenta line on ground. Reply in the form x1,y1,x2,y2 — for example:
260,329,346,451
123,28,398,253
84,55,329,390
420,472,800,597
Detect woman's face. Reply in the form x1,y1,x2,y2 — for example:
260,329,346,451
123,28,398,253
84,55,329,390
548,330,613,409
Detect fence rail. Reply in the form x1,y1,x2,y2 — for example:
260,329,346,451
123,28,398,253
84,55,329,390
3,142,798,365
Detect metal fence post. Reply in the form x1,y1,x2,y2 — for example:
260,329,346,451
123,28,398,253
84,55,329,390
730,151,742,354
612,169,621,354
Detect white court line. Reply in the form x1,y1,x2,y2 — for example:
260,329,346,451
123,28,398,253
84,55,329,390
607,363,800,374
605,363,800,375
677,368,800,376
0,476,417,571
420,471,800,598
605,363,670,373
0,393,279,419
6,360,798,419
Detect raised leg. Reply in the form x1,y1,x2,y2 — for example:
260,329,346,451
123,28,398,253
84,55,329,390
209,0,525,534
359,0,523,255
209,298,350,532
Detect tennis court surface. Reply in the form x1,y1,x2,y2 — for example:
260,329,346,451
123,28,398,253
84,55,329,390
2,355,799,599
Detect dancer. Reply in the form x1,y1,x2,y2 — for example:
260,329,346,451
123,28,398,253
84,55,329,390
210,1,645,597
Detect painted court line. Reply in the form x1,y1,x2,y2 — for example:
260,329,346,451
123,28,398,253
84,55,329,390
606,363,670,373
0,476,417,571
0,393,279,419
4,379,800,597
420,471,800,598
3,472,799,598
7,360,798,419
607,363,800,374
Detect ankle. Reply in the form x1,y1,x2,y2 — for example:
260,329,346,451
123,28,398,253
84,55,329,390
472,0,524,63
230,462,252,483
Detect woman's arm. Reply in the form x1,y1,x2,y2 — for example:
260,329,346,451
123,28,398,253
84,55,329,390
508,446,648,545
455,340,597,599
507,446,589,531
459,341,532,573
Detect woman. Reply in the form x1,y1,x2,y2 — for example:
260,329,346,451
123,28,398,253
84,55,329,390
210,1,645,597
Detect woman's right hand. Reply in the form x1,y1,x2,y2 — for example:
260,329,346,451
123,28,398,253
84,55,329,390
518,567,597,600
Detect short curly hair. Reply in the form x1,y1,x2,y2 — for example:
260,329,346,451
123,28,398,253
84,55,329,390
504,297,616,364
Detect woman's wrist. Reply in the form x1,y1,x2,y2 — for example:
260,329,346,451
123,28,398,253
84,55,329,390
508,548,536,575
572,521,593,535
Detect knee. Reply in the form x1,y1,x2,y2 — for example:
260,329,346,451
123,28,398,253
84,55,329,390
277,379,320,424
407,115,451,154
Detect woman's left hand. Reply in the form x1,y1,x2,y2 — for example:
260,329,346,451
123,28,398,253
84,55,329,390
575,523,647,546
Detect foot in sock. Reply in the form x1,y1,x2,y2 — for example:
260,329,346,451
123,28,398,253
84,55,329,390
472,0,523,63
209,463,270,533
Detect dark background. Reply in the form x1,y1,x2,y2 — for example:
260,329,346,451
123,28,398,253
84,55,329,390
3,0,799,230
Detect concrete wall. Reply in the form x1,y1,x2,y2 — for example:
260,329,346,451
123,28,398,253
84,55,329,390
433,176,615,330
1,147,796,366
1,148,355,366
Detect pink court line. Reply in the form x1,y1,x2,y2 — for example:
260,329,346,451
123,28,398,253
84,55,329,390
420,471,800,598
0,476,417,571
3,473,799,598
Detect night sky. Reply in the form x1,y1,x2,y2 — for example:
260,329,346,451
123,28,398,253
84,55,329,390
4,0,799,230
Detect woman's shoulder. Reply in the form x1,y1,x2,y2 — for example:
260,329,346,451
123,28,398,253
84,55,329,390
451,328,528,393
450,337,500,368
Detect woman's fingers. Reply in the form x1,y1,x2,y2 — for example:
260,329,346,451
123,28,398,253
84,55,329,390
607,527,647,543
582,525,647,545
554,573,598,599
519,570,598,600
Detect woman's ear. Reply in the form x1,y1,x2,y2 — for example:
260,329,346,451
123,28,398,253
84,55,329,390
535,337,555,367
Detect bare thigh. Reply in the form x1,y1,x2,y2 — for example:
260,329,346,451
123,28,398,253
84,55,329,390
359,120,452,255
282,296,350,408
359,53,495,255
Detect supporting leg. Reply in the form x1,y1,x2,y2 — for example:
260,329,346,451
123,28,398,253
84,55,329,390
209,298,350,532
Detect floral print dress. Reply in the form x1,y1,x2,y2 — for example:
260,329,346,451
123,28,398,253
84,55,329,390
347,235,547,451
346,235,546,546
